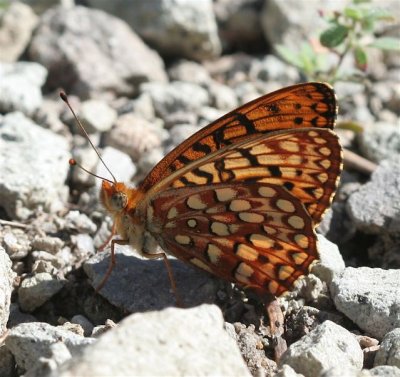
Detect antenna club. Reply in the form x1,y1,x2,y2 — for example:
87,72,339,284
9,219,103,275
69,158,77,166
60,91,68,103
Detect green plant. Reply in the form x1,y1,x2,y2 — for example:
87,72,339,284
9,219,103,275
276,0,400,83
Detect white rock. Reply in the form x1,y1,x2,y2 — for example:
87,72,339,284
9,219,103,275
47,305,251,377
79,100,117,133
374,328,400,368
331,267,400,339
5,322,95,373
0,112,70,220
18,272,65,312
0,62,47,115
279,320,363,377
0,247,14,334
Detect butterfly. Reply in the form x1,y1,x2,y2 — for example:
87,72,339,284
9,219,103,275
92,82,343,299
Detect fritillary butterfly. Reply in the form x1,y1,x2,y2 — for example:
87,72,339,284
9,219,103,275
64,82,342,300
96,82,342,298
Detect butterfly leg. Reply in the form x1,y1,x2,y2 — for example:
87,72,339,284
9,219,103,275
95,238,129,292
264,295,287,361
98,222,116,251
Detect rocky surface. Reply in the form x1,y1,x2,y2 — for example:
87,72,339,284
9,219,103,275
0,1,399,377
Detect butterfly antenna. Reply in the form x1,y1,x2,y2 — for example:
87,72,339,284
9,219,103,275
69,158,114,185
60,91,117,183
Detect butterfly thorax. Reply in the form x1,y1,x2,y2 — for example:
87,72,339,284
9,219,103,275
100,180,155,254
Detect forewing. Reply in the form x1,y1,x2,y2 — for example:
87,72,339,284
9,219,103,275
148,182,318,297
141,82,337,192
168,128,342,225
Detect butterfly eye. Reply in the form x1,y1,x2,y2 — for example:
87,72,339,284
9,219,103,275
111,192,128,211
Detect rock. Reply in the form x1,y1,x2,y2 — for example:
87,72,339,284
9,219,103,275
79,99,117,133
0,344,15,377
207,80,239,111
31,235,64,255
0,112,70,220
168,60,212,85
104,113,165,161
141,81,210,120
71,315,94,337
18,272,65,312
214,0,266,53
366,366,400,376
5,322,95,374
358,123,400,163
28,5,167,98
89,0,221,61
374,328,400,368
311,234,345,286
46,305,251,377
274,364,305,376
62,211,97,234
347,156,400,235
95,146,137,188
330,267,400,339
83,246,218,312
0,62,47,115
0,247,14,335
279,320,363,377
0,2,38,62
2,228,31,260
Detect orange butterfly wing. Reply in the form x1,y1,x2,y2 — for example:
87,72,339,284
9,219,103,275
140,82,337,192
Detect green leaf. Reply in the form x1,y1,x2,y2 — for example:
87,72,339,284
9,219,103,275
369,37,400,51
354,46,367,71
352,0,371,4
344,6,363,20
320,24,349,48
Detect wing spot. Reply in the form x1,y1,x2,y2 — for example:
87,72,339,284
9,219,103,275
263,225,277,235
187,219,197,228
167,207,178,219
280,141,300,152
207,244,223,265
258,186,276,198
278,265,295,280
250,234,274,249
319,147,331,156
230,199,251,212
268,280,279,295
239,212,264,223
191,258,213,273
317,173,328,183
291,252,308,265
175,235,191,245
314,137,327,144
294,117,303,125
288,215,305,229
235,262,254,284
276,199,296,213
215,187,237,202
187,194,207,210
294,234,309,249
236,244,259,261
308,131,318,137
320,159,331,169
211,222,230,236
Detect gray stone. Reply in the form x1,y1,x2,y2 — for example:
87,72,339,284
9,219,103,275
279,320,363,377
366,366,400,377
331,267,400,339
71,315,94,337
2,228,31,260
28,5,167,98
275,364,305,377
359,123,400,163
207,80,239,111
5,322,94,373
0,344,15,377
0,247,14,335
0,112,70,220
62,211,97,234
168,60,212,85
95,146,137,188
0,62,47,115
374,328,400,368
89,0,221,61
104,113,164,162
83,246,218,313
347,156,400,235
141,81,210,120
47,305,251,377
79,99,117,133
312,234,345,286
18,272,65,312
0,2,38,62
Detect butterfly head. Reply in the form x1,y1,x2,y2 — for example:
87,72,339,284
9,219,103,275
100,181,130,214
